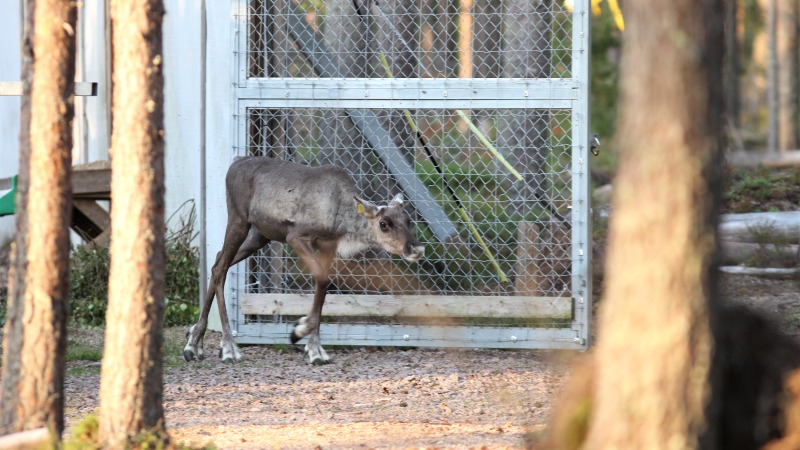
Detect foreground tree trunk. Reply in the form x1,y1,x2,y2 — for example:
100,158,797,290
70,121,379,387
98,0,167,446
545,0,724,448
0,0,77,437
585,1,724,446
545,1,800,449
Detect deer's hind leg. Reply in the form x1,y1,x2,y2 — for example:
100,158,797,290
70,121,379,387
184,225,268,363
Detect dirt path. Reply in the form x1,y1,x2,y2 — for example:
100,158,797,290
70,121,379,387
45,275,800,449
64,330,569,449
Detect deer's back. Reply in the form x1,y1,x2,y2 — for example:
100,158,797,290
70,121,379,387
226,157,358,240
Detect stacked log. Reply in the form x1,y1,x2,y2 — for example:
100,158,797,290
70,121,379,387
718,211,800,270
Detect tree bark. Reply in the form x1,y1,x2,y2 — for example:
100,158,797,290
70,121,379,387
777,0,798,151
549,0,726,448
768,0,779,152
0,0,77,437
546,1,800,448
97,0,167,446
723,0,740,127
0,0,34,434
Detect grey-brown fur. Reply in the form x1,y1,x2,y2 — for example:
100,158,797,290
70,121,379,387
183,156,424,365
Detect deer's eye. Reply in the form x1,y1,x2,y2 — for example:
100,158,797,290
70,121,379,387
379,220,390,232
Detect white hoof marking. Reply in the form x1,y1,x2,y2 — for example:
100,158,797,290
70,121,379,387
294,316,311,339
220,339,243,363
304,343,331,365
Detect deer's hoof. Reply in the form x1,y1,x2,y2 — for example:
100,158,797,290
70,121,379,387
220,340,243,363
304,343,331,365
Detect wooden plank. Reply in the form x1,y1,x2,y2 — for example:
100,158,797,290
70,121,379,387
71,166,111,199
719,240,799,265
719,266,800,280
2,162,111,196
0,428,49,450
235,322,584,349
727,150,800,168
240,293,572,319
72,199,111,243
719,211,800,242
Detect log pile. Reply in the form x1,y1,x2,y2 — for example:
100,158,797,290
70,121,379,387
718,211,800,277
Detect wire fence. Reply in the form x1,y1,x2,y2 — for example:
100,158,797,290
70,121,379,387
230,0,586,340
245,0,572,79
243,108,573,297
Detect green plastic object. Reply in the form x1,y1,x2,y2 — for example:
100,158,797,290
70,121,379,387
0,175,17,216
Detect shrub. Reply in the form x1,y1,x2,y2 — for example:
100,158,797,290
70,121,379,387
69,201,200,327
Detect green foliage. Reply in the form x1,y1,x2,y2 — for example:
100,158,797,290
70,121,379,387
62,414,217,450
66,344,103,362
163,204,201,327
69,202,200,327
590,2,622,141
62,415,100,450
69,244,110,327
414,157,573,292
724,167,800,213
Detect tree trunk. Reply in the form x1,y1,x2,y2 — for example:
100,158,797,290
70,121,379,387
548,0,727,448
768,0,779,152
723,0,740,127
546,1,800,448
0,0,33,434
97,0,167,446
777,0,797,151
0,0,77,437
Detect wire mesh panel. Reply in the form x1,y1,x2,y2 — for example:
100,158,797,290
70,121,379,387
245,0,573,80
241,107,573,297
221,0,591,349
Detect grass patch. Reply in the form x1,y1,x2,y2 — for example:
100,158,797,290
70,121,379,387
67,345,103,362
723,166,800,213
62,414,218,450
66,365,102,377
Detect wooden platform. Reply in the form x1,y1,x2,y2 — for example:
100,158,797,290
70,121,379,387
0,160,111,244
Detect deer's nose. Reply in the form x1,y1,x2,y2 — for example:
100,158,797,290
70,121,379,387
403,241,425,262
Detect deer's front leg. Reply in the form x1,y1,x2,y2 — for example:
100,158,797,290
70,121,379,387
287,233,335,365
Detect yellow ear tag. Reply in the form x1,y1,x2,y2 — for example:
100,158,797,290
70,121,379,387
357,203,365,214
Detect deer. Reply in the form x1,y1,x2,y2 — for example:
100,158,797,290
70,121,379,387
183,156,425,365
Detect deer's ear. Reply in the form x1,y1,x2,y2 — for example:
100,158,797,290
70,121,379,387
388,193,404,209
354,196,381,218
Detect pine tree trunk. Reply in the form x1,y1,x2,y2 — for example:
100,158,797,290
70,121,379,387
586,0,724,447
0,0,34,434
777,0,797,151
98,0,167,446
0,0,77,437
723,0,740,127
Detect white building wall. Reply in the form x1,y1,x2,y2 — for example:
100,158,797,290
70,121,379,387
163,0,203,222
0,0,22,242
0,0,204,241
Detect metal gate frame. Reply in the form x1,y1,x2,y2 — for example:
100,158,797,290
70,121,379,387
203,0,592,350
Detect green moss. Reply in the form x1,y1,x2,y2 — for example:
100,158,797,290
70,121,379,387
563,397,592,450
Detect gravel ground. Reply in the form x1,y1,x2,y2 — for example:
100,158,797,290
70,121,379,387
14,271,800,449
63,329,571,449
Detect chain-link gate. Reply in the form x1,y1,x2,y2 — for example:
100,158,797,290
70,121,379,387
217,0,591,349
